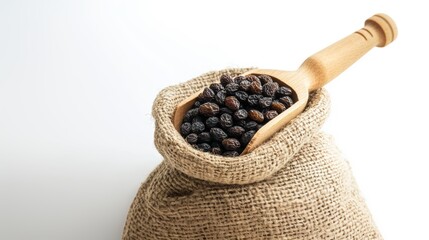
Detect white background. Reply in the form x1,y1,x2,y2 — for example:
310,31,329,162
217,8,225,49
1,0,428,239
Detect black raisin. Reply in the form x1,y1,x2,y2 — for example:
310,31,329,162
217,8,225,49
224,96,240,111
225,83,240,95
279,96,294,108
234,75,246,84
198,132,211,143
248,110,264,123
210,128,228,141
247,95,261,107
258,74,273,85
259,97,273,108
220,107,233,115
227,126,246,137
215,90,226,105
262,82,279,97
220,113,234,128
191,121,205,133
277,86,293,96
233,109,248,120
183,108,199,122
222,138,241,151
198,102,220,117
205,117,219,128
244,121,258,130
185,133,198,144
234,91,248,102
209,83,224,92
198,143,211,152
220,74,235,86
198,87,215,102
241,130,256,145
211,147,222,155
264,110,278,121
180,122,192,136
246,75,260,84
239,80,251,91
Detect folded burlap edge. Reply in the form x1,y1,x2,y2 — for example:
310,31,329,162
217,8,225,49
152,68,330,185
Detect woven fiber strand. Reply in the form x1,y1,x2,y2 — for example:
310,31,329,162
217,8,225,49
122,68,382,239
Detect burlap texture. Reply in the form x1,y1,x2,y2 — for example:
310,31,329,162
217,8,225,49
122,68,382,239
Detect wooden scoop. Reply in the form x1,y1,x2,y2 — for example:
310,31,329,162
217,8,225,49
173,13,397,155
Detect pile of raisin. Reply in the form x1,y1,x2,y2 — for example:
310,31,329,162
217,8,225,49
179,74,295,157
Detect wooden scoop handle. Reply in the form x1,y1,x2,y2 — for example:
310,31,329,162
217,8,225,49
299,13,397,92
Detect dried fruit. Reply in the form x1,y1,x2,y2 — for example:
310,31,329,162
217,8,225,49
248,110,264,123
235,91,249,102
259,97,273,108
219,107,233,115
246,75,260,83
198,143,211,152
185,133,198,144
222,138,241,151
198,132,211,143
241,130,256,145
262,82,279,97
247,94,261,107
249,80,262,94
199,87,215,102
258,74,273,84
239,80,251,91
205,117,219,128
224,96,240,111
199,102,220,117
225,83,240,95
277,86,293,96
215,90,227,105
183,108,199,122
193,101,201,108
220,74,235,86
180,122,192,136
264,110,279,121
211,147,222,155
233,109,248,120
234,76,246,84
223,151,239,157
245,121,258,130
227,126,246,137
271,101,287,113
209,83,224,92
279,96,294,108
210,127,228,141
191,122,205,134
220,113,234,128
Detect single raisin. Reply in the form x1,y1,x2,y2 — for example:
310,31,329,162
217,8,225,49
246,75,260,84
185,133,198,144
224,96,240,111
198,87,215,102
249,80,262,94
241,130,256,145
192,116,204,123
271,101,287,113
227,126,246,137
191,121,205,133
198,132,211,143
262,82,279,97
220,74,235,86
245,121,258,130
247,94,262,107
198,143,211,152
234,75,246,84
180,122,192,136
223,151,239,157
215,90,227,105
211,147,222,155
199,102,220,117
225,83,240,95
222,138,241,151
259,97,273,108
209,83,224,92
258,74,273,84
220,113,234,128
233,109,248,120
183,108,199,122
239,80,251,91
279,96,294,108
277,86,293,96
205,117,219,128
248,109,264,123
234,91,248,102
264,110,278,121
210,128,228,141
237,120,247,128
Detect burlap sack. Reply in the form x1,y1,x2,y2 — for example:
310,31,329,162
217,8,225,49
122,68,382,239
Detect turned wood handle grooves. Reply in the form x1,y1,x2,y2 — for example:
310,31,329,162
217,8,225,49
299,13,397,92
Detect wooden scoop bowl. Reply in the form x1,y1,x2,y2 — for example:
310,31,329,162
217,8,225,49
173,13,397,155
